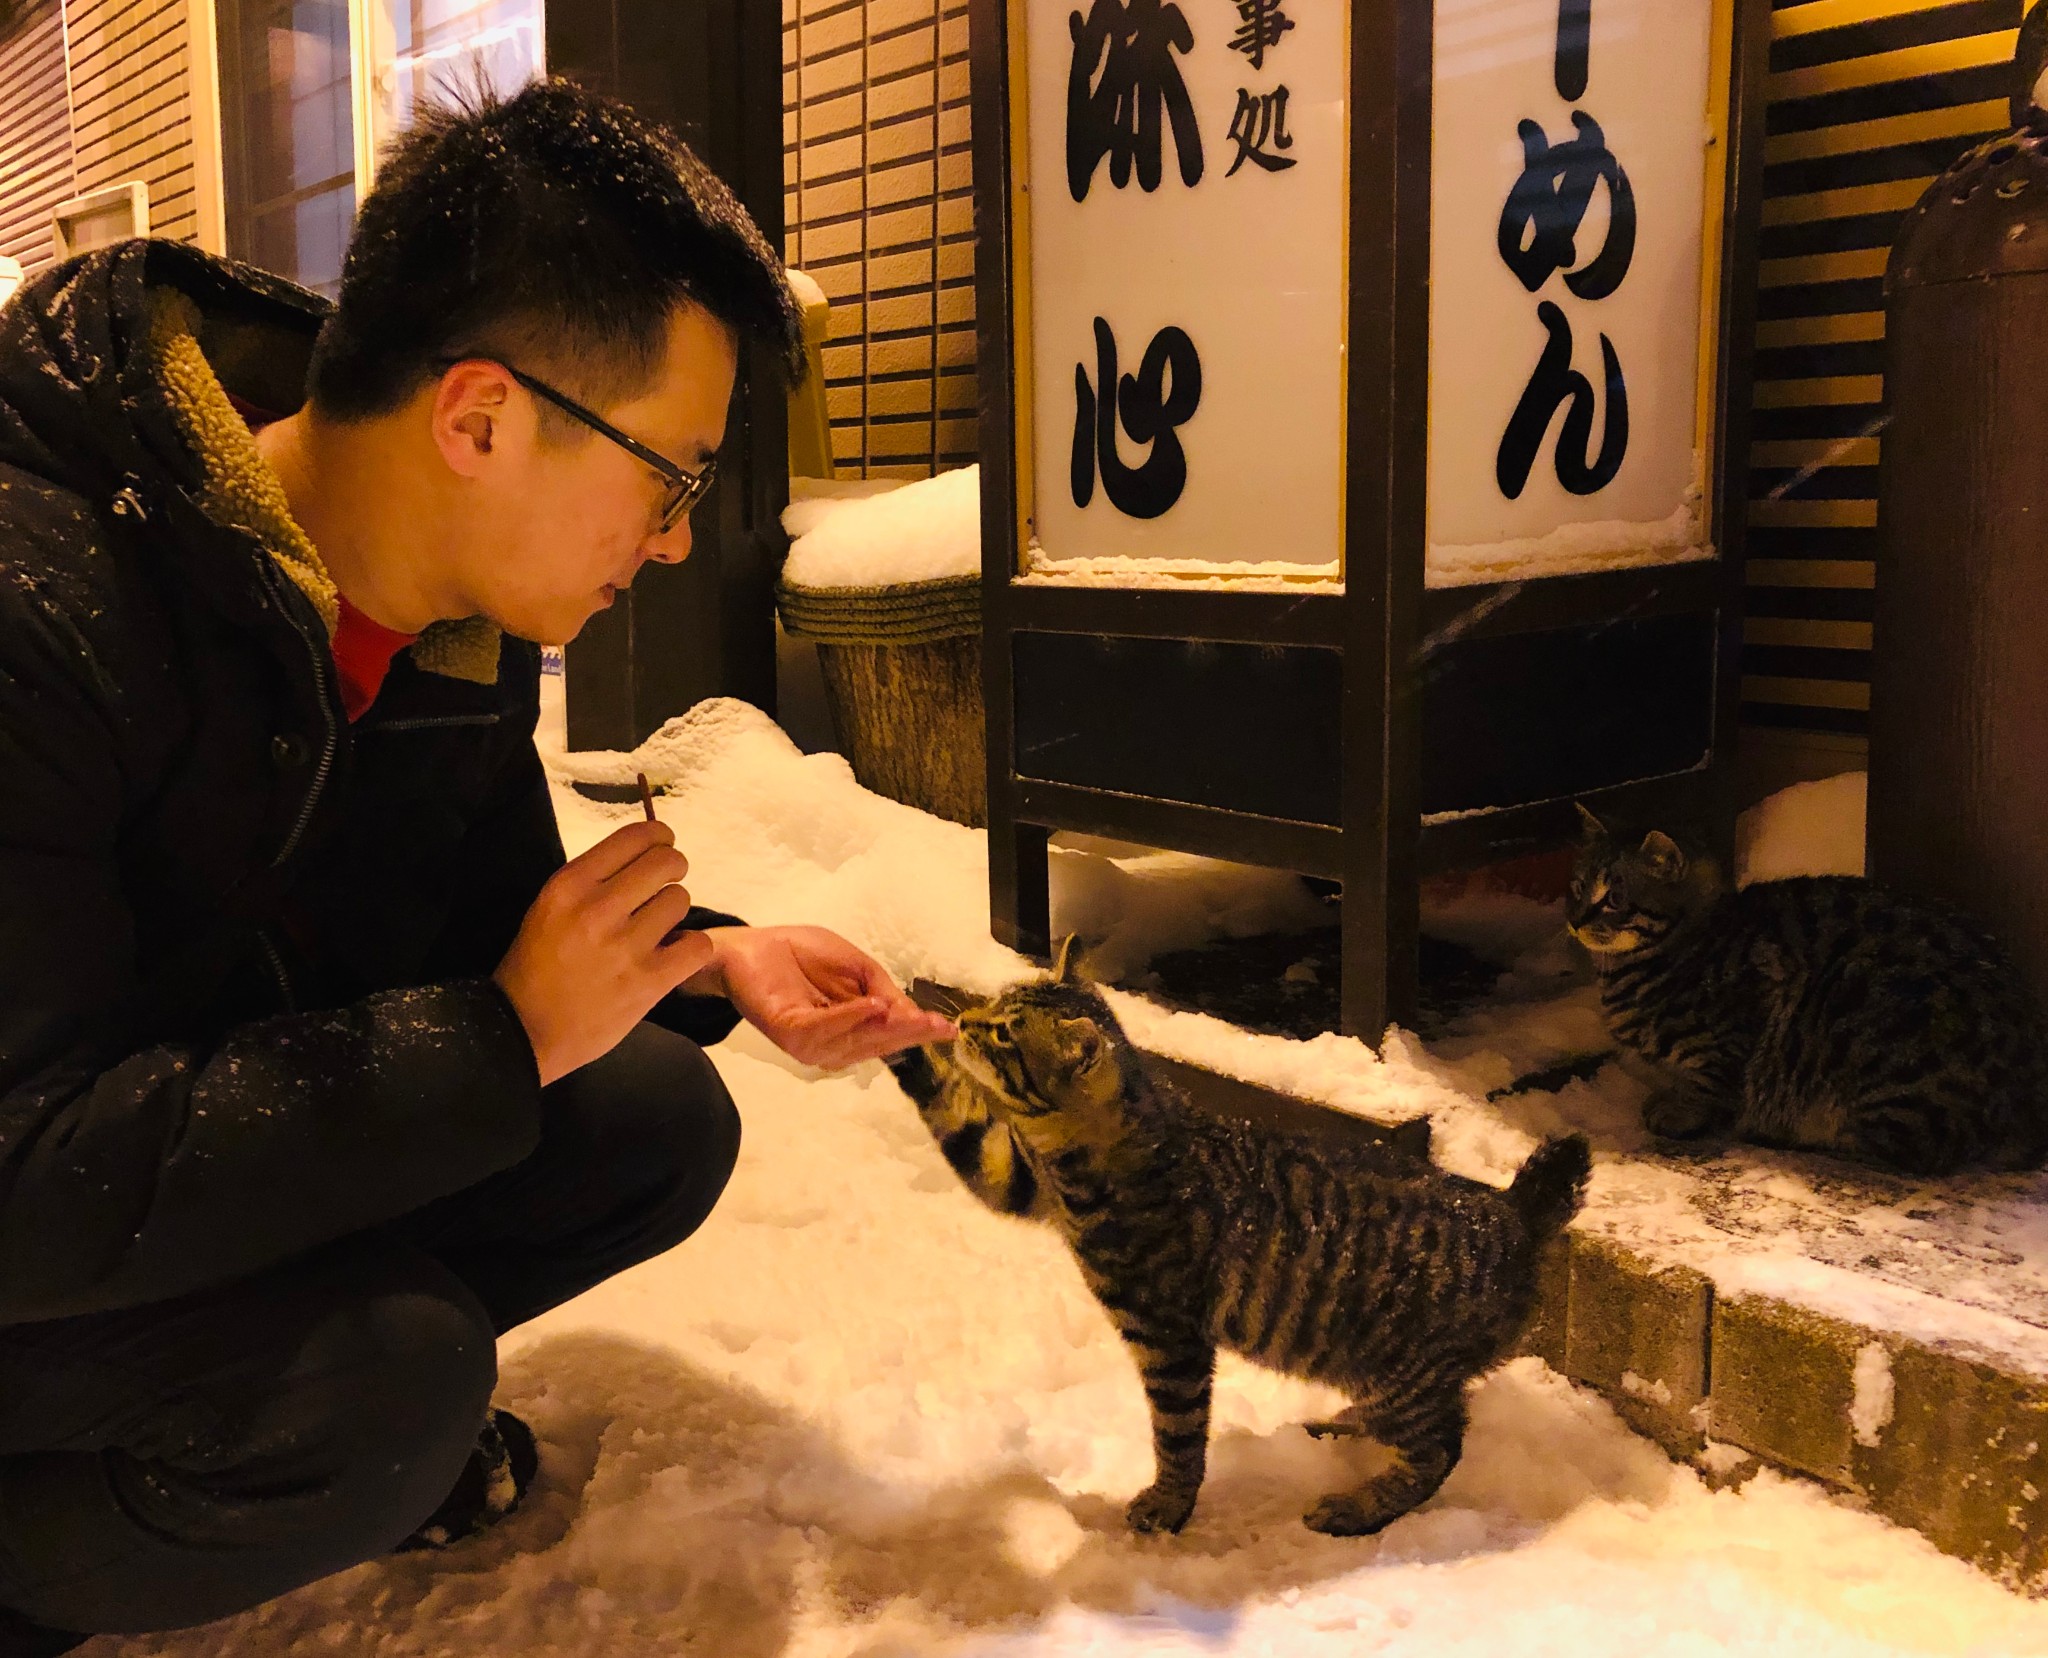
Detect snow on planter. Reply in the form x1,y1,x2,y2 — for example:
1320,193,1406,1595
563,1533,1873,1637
776,468,986,824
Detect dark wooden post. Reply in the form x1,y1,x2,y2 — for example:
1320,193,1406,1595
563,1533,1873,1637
1338,0,1432,1038
548,0,789,752
972,0,1052,960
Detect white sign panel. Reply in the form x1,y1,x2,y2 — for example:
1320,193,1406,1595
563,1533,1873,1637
1427,0,1717,586
1023,0,1348,570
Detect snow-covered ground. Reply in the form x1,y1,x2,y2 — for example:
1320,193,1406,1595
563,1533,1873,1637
104,695,2048,1656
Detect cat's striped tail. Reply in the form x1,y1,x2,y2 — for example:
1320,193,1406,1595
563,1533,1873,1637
1506,1134,1592,1243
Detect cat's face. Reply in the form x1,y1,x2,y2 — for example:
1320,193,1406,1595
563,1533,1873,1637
951,977,1135,1147
1565,808,1718,956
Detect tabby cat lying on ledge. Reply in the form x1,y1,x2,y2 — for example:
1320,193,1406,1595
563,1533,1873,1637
1568,805,2048,1175
887,945,1589,1537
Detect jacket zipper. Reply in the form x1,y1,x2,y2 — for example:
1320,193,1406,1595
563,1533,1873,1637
257,928,299,1013
259,561,340,871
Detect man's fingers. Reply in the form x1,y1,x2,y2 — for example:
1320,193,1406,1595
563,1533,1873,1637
778,996,889,1041
629,883,696,951
795,1005,956,1070
766,998,894,1068
656,926,716,986
604,846,693,918
564,819,676,884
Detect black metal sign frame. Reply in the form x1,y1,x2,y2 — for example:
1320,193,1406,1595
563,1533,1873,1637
974,0,1768,1036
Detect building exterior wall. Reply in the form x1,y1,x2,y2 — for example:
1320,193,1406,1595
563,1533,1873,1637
0,2,78,273
64,0,213,247
782,0,977,480
1741,0,2022,749
0,0,221,278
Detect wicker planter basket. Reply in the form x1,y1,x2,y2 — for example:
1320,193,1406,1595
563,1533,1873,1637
776,573,985,827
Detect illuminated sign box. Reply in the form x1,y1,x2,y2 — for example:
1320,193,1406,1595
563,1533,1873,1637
974,0,1766,1034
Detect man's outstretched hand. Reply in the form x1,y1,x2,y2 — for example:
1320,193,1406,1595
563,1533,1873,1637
685,926,956,1069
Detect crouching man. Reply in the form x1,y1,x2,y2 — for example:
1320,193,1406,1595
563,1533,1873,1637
0,81,952,1652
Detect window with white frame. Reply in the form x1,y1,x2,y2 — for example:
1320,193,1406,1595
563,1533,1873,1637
216,0,544,298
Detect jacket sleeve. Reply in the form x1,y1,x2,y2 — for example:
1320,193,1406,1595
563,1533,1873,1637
0,588,548,1325
419,669,747,1051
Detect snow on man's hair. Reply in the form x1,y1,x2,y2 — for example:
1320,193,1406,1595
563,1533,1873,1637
307,79,807,424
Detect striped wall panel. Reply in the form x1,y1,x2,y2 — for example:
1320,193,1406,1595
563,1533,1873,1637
63,0,202,243
0,3,77,274
63,0,203,246
1743,0,2022,738
782,0,977,480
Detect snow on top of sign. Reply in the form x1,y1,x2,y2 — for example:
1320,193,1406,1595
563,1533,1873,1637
777,467,1711,596
779,466,980,590
538,688,2048,1383
1427,496,1711,589
1020,547,1343,591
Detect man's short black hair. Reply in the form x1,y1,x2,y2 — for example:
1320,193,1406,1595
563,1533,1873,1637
307,79,806,424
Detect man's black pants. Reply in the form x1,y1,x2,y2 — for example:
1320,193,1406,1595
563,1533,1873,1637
0,1022,740,1636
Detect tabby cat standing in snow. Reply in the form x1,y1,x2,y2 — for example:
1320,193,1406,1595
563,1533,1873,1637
1568,805,2048,1175
887,945,1589,1537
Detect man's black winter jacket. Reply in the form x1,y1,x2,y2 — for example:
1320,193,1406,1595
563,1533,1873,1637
0,241,740,1325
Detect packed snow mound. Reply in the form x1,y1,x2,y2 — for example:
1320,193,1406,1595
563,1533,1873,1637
1737,771,1867,888
539,695,796,791
781,465,980,590
114,684,2048,1653
116,1029,2048,1656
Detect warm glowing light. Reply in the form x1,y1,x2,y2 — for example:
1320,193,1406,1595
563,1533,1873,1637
0,256,22,309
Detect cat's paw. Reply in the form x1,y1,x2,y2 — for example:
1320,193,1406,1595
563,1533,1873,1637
1303,1417,1370,1441
1641,1086,1729,1140
1126,1483,1197,1534
1304,1491,1402,1537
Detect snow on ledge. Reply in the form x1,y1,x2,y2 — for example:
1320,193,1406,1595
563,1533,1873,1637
1426,498,1712,589
1020,548,1342,592
1708,1252,2048,1380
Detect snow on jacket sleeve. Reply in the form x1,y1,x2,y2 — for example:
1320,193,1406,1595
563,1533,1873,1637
0,582,548,1325
419,660,747,1052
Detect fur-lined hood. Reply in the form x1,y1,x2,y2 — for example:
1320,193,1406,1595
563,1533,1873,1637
0,238,499,685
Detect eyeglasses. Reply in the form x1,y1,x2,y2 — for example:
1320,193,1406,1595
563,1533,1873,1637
440,358,718,534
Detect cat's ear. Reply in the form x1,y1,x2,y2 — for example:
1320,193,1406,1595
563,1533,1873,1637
1575,802,1610,841
1052,934,1084,984
1059,1017,1103,1065
1639,830,1686,881
1058,1016,1119,1103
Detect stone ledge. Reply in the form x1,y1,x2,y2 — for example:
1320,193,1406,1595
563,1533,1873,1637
1565,1235,1711,1461
1519,1231,2048,1591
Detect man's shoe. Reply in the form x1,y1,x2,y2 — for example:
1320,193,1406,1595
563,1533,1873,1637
396,1408,539,1551
0,1607,86,1657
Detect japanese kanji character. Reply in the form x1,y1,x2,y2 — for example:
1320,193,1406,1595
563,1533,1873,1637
1229,0,1295,72
1072,317,1204,519
1067,0,1205,200
1226,85,1297,175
